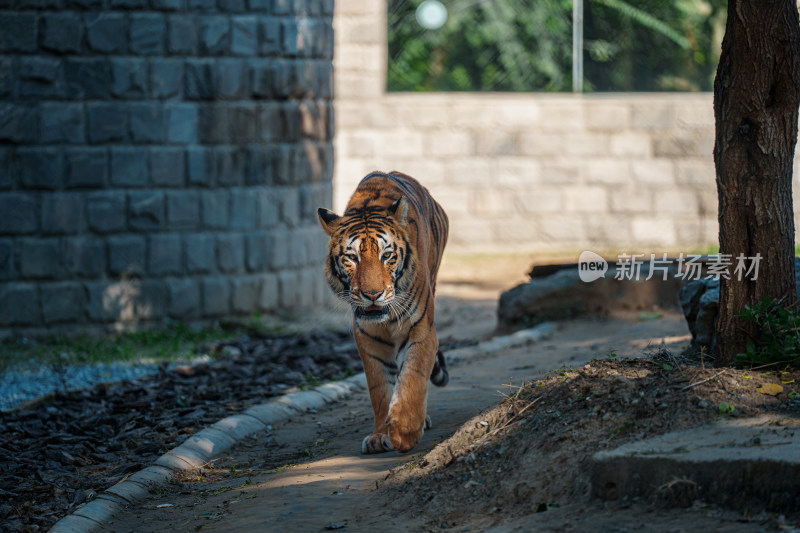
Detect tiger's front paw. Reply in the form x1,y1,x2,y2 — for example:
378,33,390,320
361,433,394,454
387,417,424,453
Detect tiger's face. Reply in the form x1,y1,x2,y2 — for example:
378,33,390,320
318,199,412,323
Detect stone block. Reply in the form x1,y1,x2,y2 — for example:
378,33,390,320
251,60,275,99
129,14,166,55
0,283,40,326
69,0,103,7
609,132,652,157
18,57,64,99
216,60,248,100
87,103,128,143
219,0,245,11
129,103,165,144
17,147,63,190
231,16,257,56
632,103,675,130
229,189,257,230
199,16,230,55
148,234,181,275
86,193,126,234
108,235,146,275
110,0,146,7
245,232,268,271
128,191,165,230
66,59,112,99
0,239,13,280
0,13,37,53
247,0,270,10
257,189,279,228
40,103,85,145
40,13,83,54
631,216,677,247
247,145,274,185
201,189,230,228
20,238,60,279
585,160,631,185
231,276,259,313
654,189,700,215
166,104,198,144
279,187,300,226
188,0,214,11
258,272,278,310
42,283,84,324
167,15,197,54
62,237,105,278
631,160,675,185
268,229,288,270
110,147,148,188
111,58,148,99
166,191,200,229
277,270,297,308
167,277,200,317
85,13,126,53
609,186,653,214
186,147,213,186
256,103,280,141
185,233,215,273
212,146,246,186
151,0,181,9
0,58,11,98
216,233,244,273
184,59,215,100
66,148,108,189
150,59,183,99
0,104,37,143
0,148,11,190
150,148,185,187
42,193,83,234
585,102,630,130
202,276,230,316
562,186,608,214
0,194,38,234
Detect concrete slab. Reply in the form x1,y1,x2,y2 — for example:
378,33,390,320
590,416,800,512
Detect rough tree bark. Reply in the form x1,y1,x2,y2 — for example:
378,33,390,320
713,0,800,366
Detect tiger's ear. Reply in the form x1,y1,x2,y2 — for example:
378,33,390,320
388,197,408,226
318,207,340,236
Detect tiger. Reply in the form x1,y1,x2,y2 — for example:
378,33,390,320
318,171,450,454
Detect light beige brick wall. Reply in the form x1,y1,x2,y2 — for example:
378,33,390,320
333,0,800,254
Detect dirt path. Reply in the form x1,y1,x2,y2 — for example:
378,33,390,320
104,312,692,533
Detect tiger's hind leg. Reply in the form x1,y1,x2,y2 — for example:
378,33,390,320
429,349,449,387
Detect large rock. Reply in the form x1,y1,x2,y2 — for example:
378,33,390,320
498,264,684,332
679,257,800,353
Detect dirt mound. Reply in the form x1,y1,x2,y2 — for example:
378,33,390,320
378,355,800,531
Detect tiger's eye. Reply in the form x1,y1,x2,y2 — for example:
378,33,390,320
345,253,358,263
382,251,392,261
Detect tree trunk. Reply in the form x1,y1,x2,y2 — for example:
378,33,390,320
713,0,800,366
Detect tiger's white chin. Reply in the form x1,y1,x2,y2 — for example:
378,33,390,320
354,304,390,322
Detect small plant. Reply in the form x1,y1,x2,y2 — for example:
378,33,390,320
736,298,800,367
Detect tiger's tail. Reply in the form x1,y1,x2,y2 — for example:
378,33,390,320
430,349,449,387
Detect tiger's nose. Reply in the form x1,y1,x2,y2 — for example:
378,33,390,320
362,289,384,302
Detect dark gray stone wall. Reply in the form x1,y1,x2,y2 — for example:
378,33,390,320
0,0,334,334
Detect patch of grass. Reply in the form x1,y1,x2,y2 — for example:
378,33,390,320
0,321,239,372
736,298,800,368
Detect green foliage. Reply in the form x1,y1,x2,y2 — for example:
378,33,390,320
736,298,800,367
387,0,726,92
0,321,236,371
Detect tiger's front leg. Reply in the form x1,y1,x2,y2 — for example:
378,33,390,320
355,335,397,454
386,334,438,453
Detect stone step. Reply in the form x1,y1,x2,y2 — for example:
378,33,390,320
589,416,800,512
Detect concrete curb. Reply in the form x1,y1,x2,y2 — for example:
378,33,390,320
48,324,553,532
